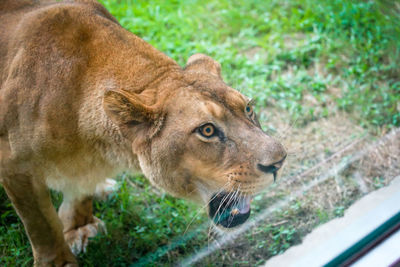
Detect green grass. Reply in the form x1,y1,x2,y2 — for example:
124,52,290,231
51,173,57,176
1,174,206,266
1,0,400,266
99,0,400,130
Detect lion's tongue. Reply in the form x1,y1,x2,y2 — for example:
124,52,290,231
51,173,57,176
237,196,251,214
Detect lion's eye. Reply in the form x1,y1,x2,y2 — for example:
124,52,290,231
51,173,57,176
199,123,216,138
245,104,253,117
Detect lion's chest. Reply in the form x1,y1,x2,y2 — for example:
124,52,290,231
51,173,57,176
43,144,139,198
43,151,115,197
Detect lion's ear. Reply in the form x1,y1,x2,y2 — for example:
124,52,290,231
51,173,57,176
185,53,221,78
103,89,158,127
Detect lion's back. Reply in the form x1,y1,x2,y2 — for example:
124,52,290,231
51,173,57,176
0,0,115,157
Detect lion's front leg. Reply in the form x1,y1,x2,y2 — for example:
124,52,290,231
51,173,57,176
58,195,106,255
2,174,77,267
59,179,117,255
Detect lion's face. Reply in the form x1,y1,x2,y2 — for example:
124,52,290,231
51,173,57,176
104,54,286,228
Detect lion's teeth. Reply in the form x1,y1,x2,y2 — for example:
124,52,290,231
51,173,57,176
237,196,251,214
231,208,240,215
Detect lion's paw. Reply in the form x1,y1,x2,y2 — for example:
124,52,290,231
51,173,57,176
95,178,117,200
64,217,106,255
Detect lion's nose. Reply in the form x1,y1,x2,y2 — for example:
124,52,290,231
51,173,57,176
257,155,286,175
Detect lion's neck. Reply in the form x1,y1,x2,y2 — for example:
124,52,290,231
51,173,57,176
78,71,184,174
77,79,135,171
78,25,186,172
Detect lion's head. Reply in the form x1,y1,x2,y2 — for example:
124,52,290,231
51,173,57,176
103,54,286,228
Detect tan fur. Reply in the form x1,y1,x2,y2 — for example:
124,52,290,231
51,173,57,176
0,1,286,266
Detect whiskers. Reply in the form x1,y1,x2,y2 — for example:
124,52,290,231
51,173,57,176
207,184,244,244
183,178,266,246
232,179,277,195
183,181,231,236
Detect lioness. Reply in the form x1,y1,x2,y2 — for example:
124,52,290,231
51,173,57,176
0,0,287,265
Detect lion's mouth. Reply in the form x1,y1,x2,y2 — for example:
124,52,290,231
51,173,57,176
208,191,251,228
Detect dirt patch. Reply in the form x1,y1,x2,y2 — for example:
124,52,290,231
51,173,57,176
282,33,309,50
243,47,264,61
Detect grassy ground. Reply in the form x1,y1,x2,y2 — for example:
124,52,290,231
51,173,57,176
1,0,400,266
